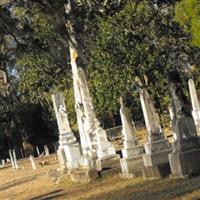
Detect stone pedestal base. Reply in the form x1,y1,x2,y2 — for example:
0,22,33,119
142,162,171,179
63,145,82,169
57,144,82,170
96,154,120,173
142,139,171,179
169,138,200,177
97,145,116,159
69,168,99,183
57,148,67,170
120,154,143,178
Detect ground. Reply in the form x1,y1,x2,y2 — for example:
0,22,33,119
1,153,200,200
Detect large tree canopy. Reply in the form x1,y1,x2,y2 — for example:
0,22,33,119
86,0,200,125
0,0,200,156
175,0,200,47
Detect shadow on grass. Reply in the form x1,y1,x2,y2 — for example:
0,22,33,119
80,176,200,200
0,176,35,191
28,189,65,200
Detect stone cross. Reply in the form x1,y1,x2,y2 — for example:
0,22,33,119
188,79,200,135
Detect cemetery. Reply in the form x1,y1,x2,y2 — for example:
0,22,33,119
1,0,200,199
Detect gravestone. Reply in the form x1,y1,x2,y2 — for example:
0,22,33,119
188,79,200,135
30,155,36,170
44,145,49,156
8,149,15,169
36,146,40,157
139,89,171,178
2,159,5,166
52,92,83,170
168,71,200,177
13,149,19,169
119,96,144,178
168,105,177,142
70,47,119,173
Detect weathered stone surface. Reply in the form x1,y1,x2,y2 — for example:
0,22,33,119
70,47,118,162
57,148,67,170
69,168,99,183
188,79,200,135
52,92,82,170
119,96,144,178
120,154,143,176
169,137,200,177
119,173,136,179
168,71,200,177
142,163,171,179
96,154,120,171
138,88,171,178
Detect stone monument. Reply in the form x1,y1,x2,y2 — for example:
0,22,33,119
168,105,177,142
70,47,119,172
8,149,15,169
30,155,36,170
188,79,200,135
52,92,82,170
139,88,171,178
119,96,144,178
168,70,200,177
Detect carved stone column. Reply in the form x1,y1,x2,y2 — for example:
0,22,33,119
139,89,171,178
52,92,82,170
119,97,144,178
188,79,200,135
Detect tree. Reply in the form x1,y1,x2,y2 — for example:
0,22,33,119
175,0,200,47
86,0,198,126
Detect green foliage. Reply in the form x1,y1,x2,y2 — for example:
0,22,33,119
87,0,193,123
175,0,200,47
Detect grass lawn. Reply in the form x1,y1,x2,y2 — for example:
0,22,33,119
1,154,200,200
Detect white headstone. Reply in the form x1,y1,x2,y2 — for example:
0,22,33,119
2,159,5,166
70,47,117,161
12,149,18,169
139,89,163,143
168,105,177,141
188,79,200,135
119,97,144,177
30,155,36,170
44,145,49,156
36,146,40,157
8,149,15,169
52,92,83,169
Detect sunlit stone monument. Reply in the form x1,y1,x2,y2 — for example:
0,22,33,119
119,96,144,178
139,88,171,178
188,79,200,135
168,71,200,177
168,105,177,142
52,92,82,170
70,47,119,172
